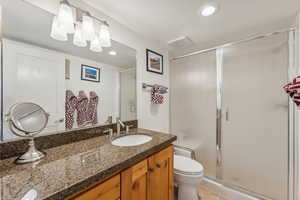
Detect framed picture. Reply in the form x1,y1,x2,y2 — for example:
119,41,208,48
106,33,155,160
81,65,100,82
146,49,163,75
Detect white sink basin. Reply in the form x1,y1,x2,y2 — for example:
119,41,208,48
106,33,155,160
111,134,152,147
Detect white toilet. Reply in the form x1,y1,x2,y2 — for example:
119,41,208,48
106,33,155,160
174,152,204,200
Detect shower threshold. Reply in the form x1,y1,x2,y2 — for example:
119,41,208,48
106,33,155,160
201,177,274,200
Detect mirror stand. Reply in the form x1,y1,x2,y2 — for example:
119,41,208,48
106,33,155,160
16,138,45,164
6,102,49,164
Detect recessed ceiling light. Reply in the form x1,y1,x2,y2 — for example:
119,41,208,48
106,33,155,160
109,51,117,56
199,3,218,17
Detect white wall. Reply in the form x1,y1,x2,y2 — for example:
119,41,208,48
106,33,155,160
24,0,170,133
79,0,171,133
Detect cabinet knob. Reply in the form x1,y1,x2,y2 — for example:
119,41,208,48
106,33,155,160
149,168,154,172
132,182,139,189
156,163,161,168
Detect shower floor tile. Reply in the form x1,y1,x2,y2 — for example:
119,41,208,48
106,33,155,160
198,186,227,200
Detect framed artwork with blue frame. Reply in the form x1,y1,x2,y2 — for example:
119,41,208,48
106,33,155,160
146,49,163,75
81,65,100,82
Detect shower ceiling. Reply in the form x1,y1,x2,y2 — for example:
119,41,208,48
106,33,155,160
83,0,300,56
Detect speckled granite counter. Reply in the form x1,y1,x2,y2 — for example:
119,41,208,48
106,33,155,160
0,129,176,200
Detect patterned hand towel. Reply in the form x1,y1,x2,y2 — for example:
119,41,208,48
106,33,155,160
76,91,89,127
151,84,164,104
283,76,300,106
65,90,78,130
87,91,99,125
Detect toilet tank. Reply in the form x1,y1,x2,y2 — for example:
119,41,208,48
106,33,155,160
174,145,196,159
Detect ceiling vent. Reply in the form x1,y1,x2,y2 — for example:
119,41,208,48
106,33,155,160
167,36,194,49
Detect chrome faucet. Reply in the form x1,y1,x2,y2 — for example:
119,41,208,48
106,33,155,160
103,128,113,139
116,117,125,135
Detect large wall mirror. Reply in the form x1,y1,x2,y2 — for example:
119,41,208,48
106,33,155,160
1,0,137,141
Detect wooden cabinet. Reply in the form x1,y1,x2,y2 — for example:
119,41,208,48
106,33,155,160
71,145,173,200
122,145,174,200
147,145,174,200
121,159,148,200
74,174,120,200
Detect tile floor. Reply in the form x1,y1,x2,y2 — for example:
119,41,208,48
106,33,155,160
198,186,226,200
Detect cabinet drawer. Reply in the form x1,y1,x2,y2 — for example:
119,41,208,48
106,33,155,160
74,174,120,200
132,159,148,182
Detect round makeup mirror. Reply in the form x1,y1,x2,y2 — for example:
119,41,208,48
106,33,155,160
6,103,49,163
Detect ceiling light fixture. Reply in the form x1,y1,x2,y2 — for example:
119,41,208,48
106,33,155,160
199,3,218,17
99,24,111,47
73,22,87,47
50,16,68,41
90,36,103,52
109,51,117,56
82,13,96,41
50,0,111,51
57,0,75,33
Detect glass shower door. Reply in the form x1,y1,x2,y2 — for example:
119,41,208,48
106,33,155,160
170,51,217,179
221,33,289,200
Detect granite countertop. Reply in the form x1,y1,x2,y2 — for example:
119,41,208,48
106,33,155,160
0,129,176,200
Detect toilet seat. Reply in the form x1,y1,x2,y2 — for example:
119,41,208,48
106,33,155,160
174,155,204,176
174,154,204,200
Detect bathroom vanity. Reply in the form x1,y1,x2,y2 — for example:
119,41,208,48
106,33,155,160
69,145,173,200
0,128,176,200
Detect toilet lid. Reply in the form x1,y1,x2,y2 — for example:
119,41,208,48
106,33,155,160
174,155,203,175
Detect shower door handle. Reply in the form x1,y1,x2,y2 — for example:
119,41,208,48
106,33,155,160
216,109,222,169
225,108,229,121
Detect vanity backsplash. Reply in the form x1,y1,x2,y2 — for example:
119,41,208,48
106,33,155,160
0,120,138,160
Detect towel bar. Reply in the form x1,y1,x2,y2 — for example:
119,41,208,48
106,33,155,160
142,83,168,94
143,83,165,89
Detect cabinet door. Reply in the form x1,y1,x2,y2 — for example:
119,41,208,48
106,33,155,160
121,159,148,200
148,145,174,200
74,174,120,200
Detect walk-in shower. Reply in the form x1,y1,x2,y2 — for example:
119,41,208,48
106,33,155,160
170,29,297,200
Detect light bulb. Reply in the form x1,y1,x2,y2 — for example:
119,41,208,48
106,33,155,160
109,51,117,56
57,1,75,33
73,22,87,47
90,36,103,52
201,6,216,16
82,15,96,41
50,16,67,41
99,24,111,47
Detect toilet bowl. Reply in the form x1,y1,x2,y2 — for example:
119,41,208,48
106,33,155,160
174,154,204,200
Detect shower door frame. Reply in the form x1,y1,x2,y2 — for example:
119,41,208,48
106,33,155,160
171,28,298,200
